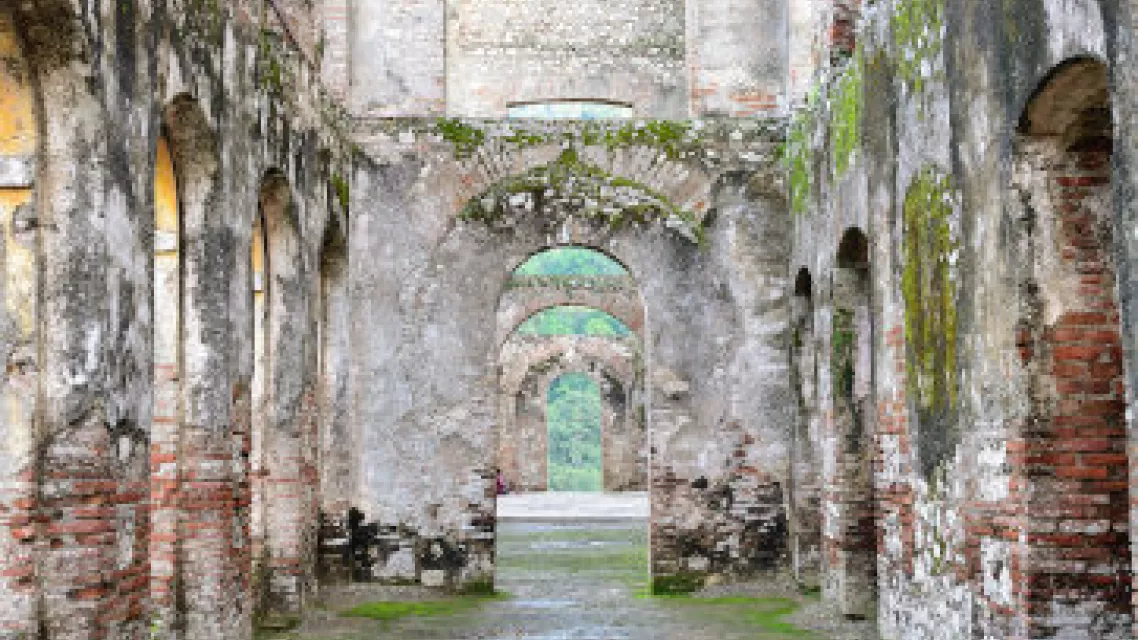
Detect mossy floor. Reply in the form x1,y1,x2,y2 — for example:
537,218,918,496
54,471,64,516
261,520,852,640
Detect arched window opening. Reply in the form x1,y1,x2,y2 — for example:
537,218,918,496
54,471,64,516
316,216,351,583
250,211,268,587
512,246,629,276
516,305,632,338
507,100,634,119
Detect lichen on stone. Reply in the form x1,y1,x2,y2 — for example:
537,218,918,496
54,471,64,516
889,0,946,99
901,167,958,456
829,47,864,178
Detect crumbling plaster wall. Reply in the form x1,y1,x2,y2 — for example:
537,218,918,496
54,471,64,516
348,119,793,589
787,0,1137,638
346,0,787,117
0,0,351,637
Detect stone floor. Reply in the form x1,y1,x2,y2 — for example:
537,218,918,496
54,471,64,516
269,514,877,640
496,491,650,520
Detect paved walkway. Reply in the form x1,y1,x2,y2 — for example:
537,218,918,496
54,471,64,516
496,491,648,521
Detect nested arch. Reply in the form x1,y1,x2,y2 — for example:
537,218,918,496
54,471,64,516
499,336,645,493
497,245,644,344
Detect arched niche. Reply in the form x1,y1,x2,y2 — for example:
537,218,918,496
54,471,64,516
829,227,876,620
1011,57,1130,637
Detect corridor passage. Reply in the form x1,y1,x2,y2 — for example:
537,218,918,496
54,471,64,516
270,494,871,639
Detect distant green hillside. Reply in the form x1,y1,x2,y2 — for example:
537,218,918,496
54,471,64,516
516,306,630,338
513,247,628,276
547,373,602,492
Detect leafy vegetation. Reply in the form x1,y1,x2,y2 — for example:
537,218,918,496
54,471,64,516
547,373,602,492
513,246,627,276
516,306,630,338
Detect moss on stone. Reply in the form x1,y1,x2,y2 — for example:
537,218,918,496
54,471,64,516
830,48,864,178
331,173,349,212
831,308,856,402
458,148,705,245
650,573,704,595
786,109,814,217
901,168,958,453
341,592,507,621
435,118,487,158
890,0,946,98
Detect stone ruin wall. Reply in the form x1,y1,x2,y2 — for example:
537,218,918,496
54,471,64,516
787,0,1138,638
347,0,789,117
0,0,352,636
344,119,793,591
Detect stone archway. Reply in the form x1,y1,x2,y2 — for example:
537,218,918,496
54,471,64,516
498,333,646,493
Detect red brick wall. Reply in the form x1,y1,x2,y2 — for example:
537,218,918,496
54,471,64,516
1013,148,1131,637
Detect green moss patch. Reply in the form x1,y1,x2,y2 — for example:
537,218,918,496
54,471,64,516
458,149,705,244
890,0,946,97
650,595,819,637
341,592,508,622
830,48,864,178
902,167,959,474
832,308,856,402
786,108,814,217
650,573,704,595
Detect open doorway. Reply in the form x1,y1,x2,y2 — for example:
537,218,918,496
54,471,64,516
494,245,651,625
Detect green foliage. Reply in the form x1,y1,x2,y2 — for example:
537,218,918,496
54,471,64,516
830,48,864,178
514,247,627,276
547,373,602,492
902,168,958,431
586,120,694,160
891,0,946,96
435,119,486,158
516,306,630,338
